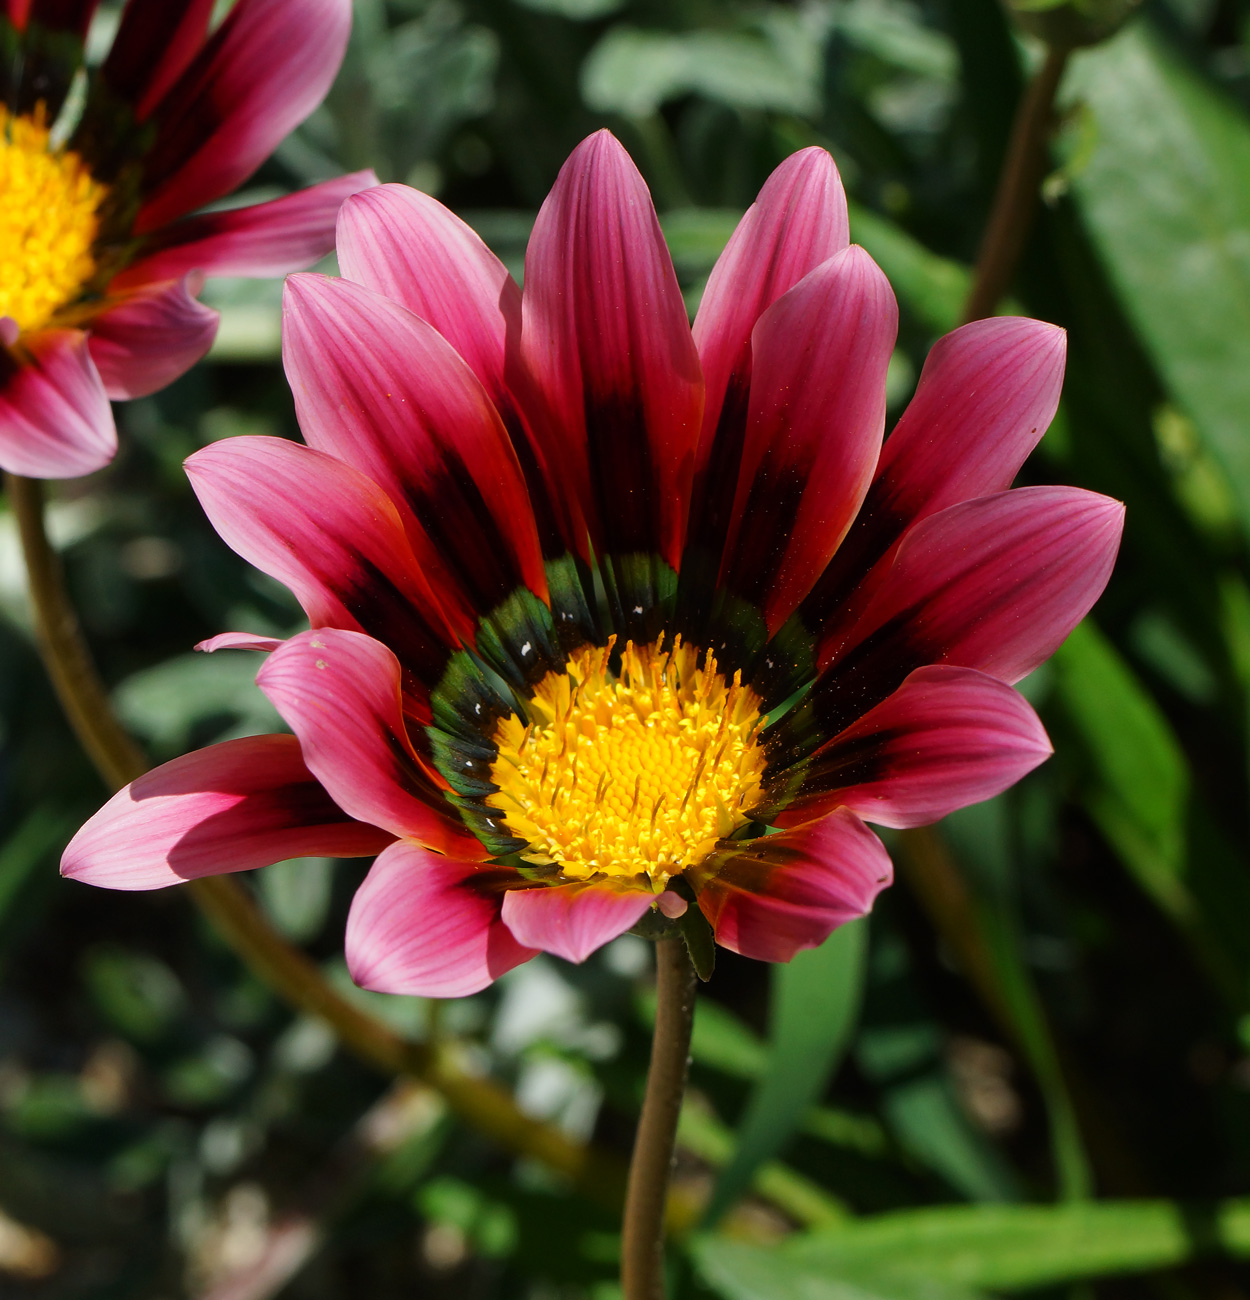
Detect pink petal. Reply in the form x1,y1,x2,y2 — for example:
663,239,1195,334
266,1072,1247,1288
717,246,898,632
282,274,546,622
520,130,702,568
335,184,567,556
195,631,283,654
0,329,115,478
100,0,214,120
87,275,219,400
335,183,519,406
690,148,848,555
113,173,378,291
501,879,655,965
804,318,1067,632
689,808,892,963
346,842,536,997
61,734,393,891
136,0,352,232
256,628,483,857
185,435,460,690
773,665,1052,829
824,486,1125,683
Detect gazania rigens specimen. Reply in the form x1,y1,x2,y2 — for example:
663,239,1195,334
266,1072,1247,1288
0,0,371,478
63,131,1123,992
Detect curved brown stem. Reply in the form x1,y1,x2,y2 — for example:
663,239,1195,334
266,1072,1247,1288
622,937,697,1300
5,471,622,1203
962,43,1070,324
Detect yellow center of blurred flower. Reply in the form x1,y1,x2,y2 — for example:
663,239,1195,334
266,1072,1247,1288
0,108,106,334
488,636,767,887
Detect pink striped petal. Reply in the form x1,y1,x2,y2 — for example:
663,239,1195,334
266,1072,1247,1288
195,631,283,653
803,318,1067,632
520,130,702,568
336,184,519,405
185,435,460,689
282,274,545,621
0,329,115,478
773,665,1052,829
256,628,482,857
346,842,536,997
87,275,219,400
501,879,655,965
113,173,377,291
718,246,897,632
61,734,393,891
689,809,892,963
100,0,214,119
690,148,848,554
136,0,351,232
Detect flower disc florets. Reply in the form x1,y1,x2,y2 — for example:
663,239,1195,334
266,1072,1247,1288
488,636,766,888
0,107,106,332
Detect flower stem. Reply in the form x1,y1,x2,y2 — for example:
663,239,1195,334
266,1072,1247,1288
4,471,624,1202
962,43,1070,324
622,936,697,1300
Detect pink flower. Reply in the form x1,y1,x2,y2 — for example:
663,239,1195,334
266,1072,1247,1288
62,132,1124,995
0,0,373,478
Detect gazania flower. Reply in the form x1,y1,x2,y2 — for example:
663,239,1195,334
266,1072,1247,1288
0,0,371,478
62,132,1123,995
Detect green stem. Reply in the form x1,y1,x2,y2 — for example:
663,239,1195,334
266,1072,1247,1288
622,937,697,1300
962,43,1070,324
5,471,623,1203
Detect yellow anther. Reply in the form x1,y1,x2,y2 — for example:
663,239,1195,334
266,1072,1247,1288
488,637,767,888
0,107,106,334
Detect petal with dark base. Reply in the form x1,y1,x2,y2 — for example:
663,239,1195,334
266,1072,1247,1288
60,734,393,891
521,130,702,568
689,809,892,963
0,329,115,478
347,843,536,998
772,665,1052,829
501,880,656,965
257,629,482,857
718,246,898,632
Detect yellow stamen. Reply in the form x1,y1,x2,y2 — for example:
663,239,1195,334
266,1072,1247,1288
0,107,107,334
488,637,767,887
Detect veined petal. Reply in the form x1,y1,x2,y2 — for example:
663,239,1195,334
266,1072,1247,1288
195,631,283,654
185,435,460,689
346,843,536,997
689,808,892,964
100,0,214,120
60,734,393,891
772,665,1052,829
520,130,703,568
689,148,848,560
718,246,898,632
804,318,1067,632
501,880,655,965
137,0,351,231
282,274,546,620
779,487,1124,755
113,174,377,290
335,184,567,556
88,275,219,400
257,628,483,856
0,329,115,478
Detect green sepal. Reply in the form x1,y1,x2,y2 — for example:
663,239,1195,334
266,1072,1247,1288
600,552,678,644
476,586,561,691
675,879,716,982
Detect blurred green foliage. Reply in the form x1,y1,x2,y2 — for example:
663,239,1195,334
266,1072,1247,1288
5,0,1250,1295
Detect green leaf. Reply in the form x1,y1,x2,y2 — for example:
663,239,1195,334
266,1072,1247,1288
704,920,868,1225
694,1198,1250,1298
1065,23,1250,540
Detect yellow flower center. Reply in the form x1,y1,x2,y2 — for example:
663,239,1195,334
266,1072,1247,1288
0,107,106,334
488,636,767,888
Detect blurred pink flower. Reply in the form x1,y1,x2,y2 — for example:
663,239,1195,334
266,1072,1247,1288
0,0,373,477
63,131,1123,995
